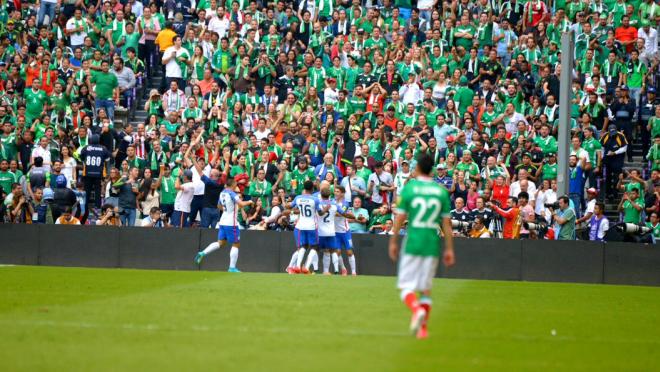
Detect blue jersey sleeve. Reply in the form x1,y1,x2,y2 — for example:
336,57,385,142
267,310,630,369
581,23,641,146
291,196,299,209
336,201,347,214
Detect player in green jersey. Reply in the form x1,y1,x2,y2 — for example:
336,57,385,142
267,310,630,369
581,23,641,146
389,153,455,339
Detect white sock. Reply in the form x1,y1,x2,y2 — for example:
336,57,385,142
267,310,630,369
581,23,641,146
331,252,339,273
229,247,239,268
305,249,317,270
202,242,221,255
296,248,306,267
288,251,298,268
312,251,319,270
323,252,331,273
337,253,346,271
349,255,356,274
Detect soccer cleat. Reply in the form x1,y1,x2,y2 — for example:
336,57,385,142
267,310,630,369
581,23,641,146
341,268,348,276
292,267,301,274
409,308,427,336
228,267,241,273
286,267,296,275
352,272,357,276
194,252,206,265
323,272,332,276
301,267,310,274
416,325,429,339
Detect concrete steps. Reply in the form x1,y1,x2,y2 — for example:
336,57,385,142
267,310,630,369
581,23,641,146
129,72,163,127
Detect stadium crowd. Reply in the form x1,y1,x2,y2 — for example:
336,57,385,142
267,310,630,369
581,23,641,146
1,0,660,242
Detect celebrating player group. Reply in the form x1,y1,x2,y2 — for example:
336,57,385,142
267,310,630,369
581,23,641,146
286,180,358,276
194,177,358,276
193,152,455,339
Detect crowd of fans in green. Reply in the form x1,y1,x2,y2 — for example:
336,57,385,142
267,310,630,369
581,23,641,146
0,0,660,241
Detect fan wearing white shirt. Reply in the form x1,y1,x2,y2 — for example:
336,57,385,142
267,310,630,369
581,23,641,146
171,169,195,227
510,169,537,200
208,7,231,37
65,8,89,48
536,179,558,223
399,75,423,106
161,36,189,86
31,137,52,171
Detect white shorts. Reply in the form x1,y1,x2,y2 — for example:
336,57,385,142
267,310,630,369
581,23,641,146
397,253,439,293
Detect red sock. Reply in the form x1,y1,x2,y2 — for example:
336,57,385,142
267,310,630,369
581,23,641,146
420,303,431,322
403,292,419,312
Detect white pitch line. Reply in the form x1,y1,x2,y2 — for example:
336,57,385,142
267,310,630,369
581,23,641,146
0,319,410,338
2,319,660,345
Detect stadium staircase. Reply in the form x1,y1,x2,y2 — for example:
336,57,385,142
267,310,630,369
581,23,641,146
602,140,648,223
130,70,162,127
112,62,163,130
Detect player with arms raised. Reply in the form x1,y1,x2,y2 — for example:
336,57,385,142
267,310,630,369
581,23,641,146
389,153,455,339
195,178,254,272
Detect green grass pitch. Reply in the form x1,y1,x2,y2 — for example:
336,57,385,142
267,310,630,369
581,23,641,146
1,266,659,371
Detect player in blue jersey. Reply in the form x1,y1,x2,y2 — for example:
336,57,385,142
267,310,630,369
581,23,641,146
334,186,357,276
195,178,254,272
286,180,328,274
316,186,339,274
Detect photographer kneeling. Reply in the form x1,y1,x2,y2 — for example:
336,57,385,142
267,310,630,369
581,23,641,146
96,204,122,226
468,217,492,238
551,196,576,240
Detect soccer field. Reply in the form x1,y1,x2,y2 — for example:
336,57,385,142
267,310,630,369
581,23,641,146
1,266,659,371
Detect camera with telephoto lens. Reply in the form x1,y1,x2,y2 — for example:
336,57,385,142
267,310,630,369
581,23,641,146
616,223,652,235
544,202,560,210
523,221,548,233
451,220,472,230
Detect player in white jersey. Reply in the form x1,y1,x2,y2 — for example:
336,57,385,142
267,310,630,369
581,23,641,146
315,186,338,274
333,186,357,276
286,180,328,274
195,178,254,272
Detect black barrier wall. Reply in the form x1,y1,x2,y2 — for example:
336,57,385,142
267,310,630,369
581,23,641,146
1,225,659,286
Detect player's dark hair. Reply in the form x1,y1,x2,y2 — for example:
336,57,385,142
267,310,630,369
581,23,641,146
303,180,314,192
226,178,236,187
336,185,345,194
416,152,434,175
518,191,529,200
